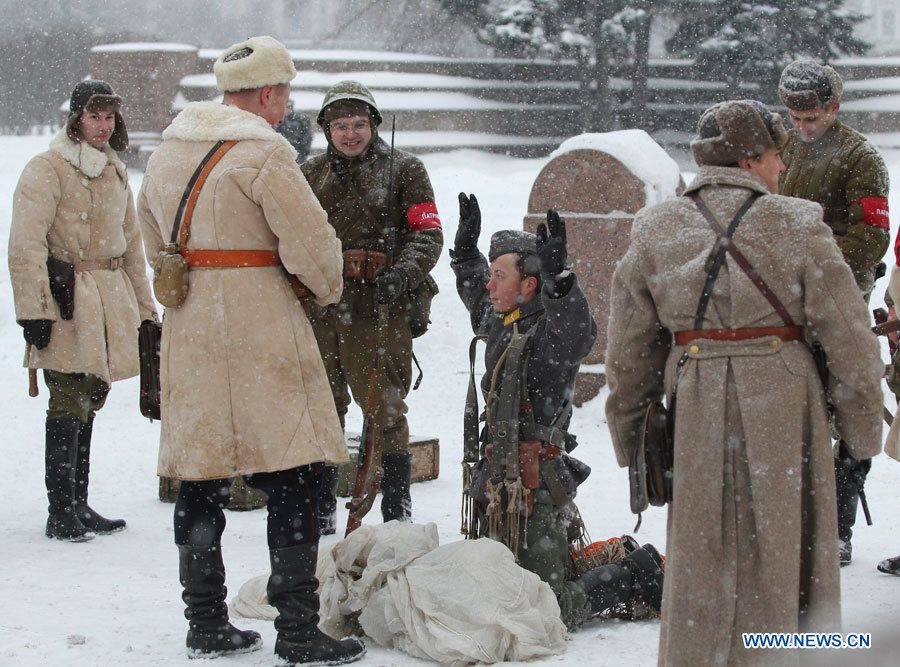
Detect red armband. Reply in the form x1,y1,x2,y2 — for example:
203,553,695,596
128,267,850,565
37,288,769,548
406,202,442,231
858,197,890,230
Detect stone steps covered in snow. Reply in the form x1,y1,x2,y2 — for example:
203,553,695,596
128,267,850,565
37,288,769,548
86,42,900,168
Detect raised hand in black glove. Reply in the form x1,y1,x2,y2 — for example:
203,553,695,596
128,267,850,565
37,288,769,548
375,267,408,305
451,192,481,261
536,209,568,277
20,319,53,349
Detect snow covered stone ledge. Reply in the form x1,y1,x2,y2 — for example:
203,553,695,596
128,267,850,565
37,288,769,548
525,130,682,404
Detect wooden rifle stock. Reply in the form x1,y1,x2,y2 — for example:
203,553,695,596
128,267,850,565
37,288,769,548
345,117,397,537
26,343,38,397
345,356,385,535
872,316,900,338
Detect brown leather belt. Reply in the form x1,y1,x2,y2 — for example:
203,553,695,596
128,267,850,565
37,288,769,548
343,249,387,281
75,256,125,272
181,249,312,299
182,249,280,267
674,325,804,346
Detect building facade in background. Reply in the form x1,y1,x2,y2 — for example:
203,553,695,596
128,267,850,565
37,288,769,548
849,0,900,55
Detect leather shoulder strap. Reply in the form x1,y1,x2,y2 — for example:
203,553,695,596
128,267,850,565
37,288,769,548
171,140,237,246
690,192,796,327
464,335,488,464
689,192,759,329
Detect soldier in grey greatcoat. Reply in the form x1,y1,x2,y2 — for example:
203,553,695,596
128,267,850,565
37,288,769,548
606,100,883,666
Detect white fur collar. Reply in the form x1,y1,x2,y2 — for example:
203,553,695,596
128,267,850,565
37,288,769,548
49,130,127,181
163,101,296,157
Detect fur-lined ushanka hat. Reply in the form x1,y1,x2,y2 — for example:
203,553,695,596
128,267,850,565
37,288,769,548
214,35,296,93
779,60,843,111
65,80,128,152
690,100,788,167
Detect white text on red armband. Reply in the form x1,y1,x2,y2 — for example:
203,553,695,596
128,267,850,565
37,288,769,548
407,202,442,231
859,196,890,229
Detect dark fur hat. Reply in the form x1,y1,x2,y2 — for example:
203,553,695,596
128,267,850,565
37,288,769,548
489,230,541,279
690,100,788,167
65,80,128,152
779,60,843,111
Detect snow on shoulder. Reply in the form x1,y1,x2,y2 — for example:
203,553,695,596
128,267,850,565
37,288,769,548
550,129,681,206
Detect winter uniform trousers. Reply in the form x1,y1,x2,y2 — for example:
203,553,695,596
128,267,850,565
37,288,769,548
174,464,324,549
44,370,110,422
311,306,412,456
475,500,589,630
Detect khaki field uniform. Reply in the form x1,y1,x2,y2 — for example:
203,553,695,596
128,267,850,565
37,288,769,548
301,138,442,455
779,121,890,295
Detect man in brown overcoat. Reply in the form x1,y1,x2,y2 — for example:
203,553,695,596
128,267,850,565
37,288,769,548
606,100,883,666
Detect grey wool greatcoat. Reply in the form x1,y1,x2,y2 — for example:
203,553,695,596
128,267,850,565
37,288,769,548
138,101,347,481
9,131,157,384
605,167,883,667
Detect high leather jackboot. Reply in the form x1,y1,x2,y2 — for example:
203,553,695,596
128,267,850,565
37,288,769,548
268,542,365,665
380,452,412,523
835,448,861,567
576,545,665,617
45,417,94,542
179,545,263,658
73,415,126,534
317,465,339,536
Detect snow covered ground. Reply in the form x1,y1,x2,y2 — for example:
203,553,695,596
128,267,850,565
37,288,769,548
2,134,900,666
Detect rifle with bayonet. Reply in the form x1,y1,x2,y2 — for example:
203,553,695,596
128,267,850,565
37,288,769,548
345,117,397,536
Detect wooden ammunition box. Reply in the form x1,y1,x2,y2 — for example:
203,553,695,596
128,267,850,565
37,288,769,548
158,433,440,509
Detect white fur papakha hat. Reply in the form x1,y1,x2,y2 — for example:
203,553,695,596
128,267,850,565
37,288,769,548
214,35,296,93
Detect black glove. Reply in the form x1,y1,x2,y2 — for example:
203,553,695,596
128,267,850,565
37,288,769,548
837,441,872,487
536,209,568,278
451,192,481,261
375,267,408,305
20,319,53,350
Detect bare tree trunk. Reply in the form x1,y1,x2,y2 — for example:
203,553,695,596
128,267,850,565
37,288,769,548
630,2,651,129
581,5,614,132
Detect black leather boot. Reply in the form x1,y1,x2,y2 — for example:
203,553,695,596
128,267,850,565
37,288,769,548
268,543,365,665
878,555,900,575
575,561,632,616
576,545,665,617
179,545,262,658
835,441,869,567
318,465,339,536
45,418,94,542
73,416,126,534
628,544,665,613
380,452,412,523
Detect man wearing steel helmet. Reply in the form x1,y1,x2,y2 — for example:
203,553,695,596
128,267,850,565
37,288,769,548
606,99,882,665
301,81,443,534
778,60,891,567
